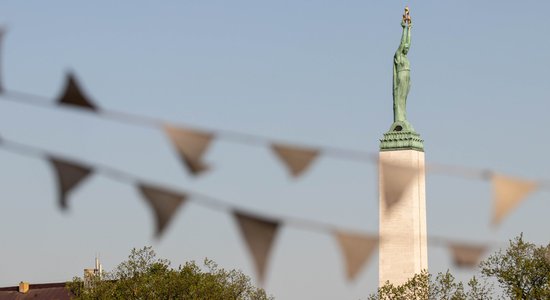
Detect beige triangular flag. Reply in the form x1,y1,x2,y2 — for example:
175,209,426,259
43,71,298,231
57,73,98,111
272,144,319,177
492,174,537,225
49,157,92,211
335,231,378,280
139,184,187,238
380,161,419,209
164,125,213,175
449,243,487,268
234,211,280,284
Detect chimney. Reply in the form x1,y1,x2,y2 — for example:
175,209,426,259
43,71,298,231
18,281,29,293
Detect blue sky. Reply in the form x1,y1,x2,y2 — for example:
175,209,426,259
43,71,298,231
0,1,549,299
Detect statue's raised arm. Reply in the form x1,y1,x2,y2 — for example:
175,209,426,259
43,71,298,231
392,7,413,125
397,17,411,53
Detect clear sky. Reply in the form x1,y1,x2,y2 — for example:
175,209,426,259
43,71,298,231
0,1,549,299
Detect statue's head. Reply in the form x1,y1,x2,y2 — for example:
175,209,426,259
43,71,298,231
403,44,410,54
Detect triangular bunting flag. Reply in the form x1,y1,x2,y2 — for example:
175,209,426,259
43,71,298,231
335,231,378,280
491,174,537,225
57,72,98,111
379,161,419,209
164,125,213,175
449,243,487,268
272,144,319,177
49,157,92,211
234,211,280,284
139,184,187,238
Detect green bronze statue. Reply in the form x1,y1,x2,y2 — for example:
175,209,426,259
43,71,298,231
393,6,412,124
380,7,424,151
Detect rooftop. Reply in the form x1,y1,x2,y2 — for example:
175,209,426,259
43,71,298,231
0,282,72,300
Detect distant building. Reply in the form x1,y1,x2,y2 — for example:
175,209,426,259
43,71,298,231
83,256,103,288
0,257,102,300
0,282,72,300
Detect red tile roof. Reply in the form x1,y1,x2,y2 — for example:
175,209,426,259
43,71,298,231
0,282,72,300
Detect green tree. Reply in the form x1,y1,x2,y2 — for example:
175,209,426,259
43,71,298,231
367,271,430,300
67,246,273,300
480,234,550,299
369,234,550,299
367,270,492,300
465,276,494,300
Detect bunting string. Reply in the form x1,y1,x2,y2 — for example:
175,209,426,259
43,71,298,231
3,85,548,187
3,85,546,226
0,136,343,233
1,86,373,161
0,134,477,243
0,135,497,281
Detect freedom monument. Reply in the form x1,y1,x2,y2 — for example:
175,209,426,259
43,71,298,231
378,7,428,286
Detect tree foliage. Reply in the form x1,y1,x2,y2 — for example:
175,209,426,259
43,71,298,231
366,271,430,300
367,270,492,300
67,246,272,300
480,234,550,299
369,234,550,299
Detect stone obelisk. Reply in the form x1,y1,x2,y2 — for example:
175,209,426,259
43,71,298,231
378,7,428,287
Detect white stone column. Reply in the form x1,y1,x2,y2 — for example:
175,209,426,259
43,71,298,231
379,149,428,287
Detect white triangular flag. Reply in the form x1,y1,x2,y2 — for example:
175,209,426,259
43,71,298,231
49,157,92,210
492,174,537,225
234,211,280,284
449,243,487,268
335,231,378,280
164,125,213,175
139,184,187,238
272,143,319,177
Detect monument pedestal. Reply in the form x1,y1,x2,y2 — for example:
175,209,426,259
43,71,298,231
379,130,427,287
